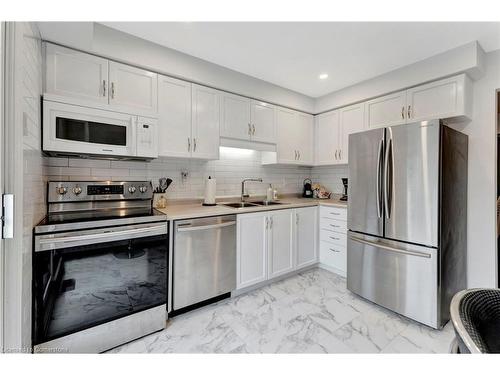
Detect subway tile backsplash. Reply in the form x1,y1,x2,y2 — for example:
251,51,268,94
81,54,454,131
43,147,348,199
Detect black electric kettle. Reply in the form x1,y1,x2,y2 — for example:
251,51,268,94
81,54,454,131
302,178,314,198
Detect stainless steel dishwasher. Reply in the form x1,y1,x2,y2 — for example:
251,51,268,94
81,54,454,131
173,215,236,311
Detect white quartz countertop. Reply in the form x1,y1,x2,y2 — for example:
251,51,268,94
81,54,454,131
155,197,347,220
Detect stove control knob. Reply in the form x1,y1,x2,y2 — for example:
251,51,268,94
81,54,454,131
56,186,67,195
72,186,82,195
139,185,148,193
128,186,137,194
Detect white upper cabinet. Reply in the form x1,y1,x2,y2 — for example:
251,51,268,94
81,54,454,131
157,75,192,158
251,101,276,143
45,43,109,104
296,112,314,165
295,207,318,269
406,74,472,122
191,84,221,160
221,93,251,140
315,110,340,165
267,210,294,279
108,61,158,113
365,91,407,129
339,102,366,164
220,93,276,143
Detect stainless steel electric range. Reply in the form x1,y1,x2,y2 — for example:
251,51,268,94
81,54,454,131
33,181,168,353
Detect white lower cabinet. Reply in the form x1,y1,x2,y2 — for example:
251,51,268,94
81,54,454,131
237,207,318,290
319,206,347,276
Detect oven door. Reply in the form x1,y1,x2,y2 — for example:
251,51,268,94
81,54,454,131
33,222,168,345
43,100,136,158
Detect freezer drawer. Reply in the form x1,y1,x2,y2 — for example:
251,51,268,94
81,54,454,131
347,232,439,328
173,215,236,311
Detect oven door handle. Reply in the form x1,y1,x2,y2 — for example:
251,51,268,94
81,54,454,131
36,224,167,252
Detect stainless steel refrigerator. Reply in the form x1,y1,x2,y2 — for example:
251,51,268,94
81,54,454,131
347,119,467,329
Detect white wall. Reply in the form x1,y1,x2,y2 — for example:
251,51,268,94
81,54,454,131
3,22,44,351
315,41,485,114
44,148,312,199
451,49,500,287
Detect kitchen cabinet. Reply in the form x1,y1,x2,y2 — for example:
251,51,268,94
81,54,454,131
158,75,192,158
406,74,472,123
191,84,221,160
267,210,294,279
319,206,347,276
45,43,109,104
365,91,407,129
295,207,318,269
108,61,158,113
237,212,268,289
339,102,366,164
266,107,313,165
221,93,276,143
315,110,340,165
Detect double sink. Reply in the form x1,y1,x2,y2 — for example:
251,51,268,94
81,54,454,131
221,201,287,209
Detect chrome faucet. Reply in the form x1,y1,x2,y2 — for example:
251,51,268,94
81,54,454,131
241,178,263,202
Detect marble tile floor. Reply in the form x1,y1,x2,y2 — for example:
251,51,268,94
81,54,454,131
108,268,455,354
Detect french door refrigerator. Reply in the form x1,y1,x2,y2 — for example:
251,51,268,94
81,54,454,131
347,119,467,329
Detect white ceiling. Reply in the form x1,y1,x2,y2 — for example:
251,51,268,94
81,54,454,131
102,22,500,97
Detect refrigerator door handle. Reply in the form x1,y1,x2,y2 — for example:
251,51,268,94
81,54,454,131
383,137,393,219
349,236,432,258
376,139,384,218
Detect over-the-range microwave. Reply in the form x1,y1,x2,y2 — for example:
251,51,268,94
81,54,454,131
42,100,158,160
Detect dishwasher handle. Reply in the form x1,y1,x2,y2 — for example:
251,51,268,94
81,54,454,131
176,220,236,233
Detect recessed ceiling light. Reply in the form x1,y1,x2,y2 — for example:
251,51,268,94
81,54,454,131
319,73,329,80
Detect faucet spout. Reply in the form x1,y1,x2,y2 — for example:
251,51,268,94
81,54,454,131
241,178,263,202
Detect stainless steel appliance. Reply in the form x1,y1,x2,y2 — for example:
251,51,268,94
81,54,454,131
33,181,168,353
173,216,236,311
43,100,158,159
347,120,467,329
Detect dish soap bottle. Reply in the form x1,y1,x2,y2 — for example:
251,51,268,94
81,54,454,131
266,184,274,202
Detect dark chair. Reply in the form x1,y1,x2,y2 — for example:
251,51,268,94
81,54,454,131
450,289,500,353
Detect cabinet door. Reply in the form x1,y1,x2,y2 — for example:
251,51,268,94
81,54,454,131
365,91,406,129
251,101,276,143
191,84,220,160
237,213,268,289
406,74,468,122
316,110,340,165
275,107,299,164
109,61,158,113
268,210,294,279
158,75,192,158
45,43,108,104
221,93,251,140
339,102,365,164
295,207,318,269
296,113,314,165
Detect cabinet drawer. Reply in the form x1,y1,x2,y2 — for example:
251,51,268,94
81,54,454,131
319,241,346,273
320,218,347,233
320,229,347,247
320,206,347,221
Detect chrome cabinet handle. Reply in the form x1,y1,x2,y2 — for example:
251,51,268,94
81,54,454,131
329,236,340,241
111,82,115,99
329,224,340,228
376,139,384,218
298,150,301,160
193,138,197,152
248,123,251,135
339,149,342,160
335,150,338,160
401,106,405,119
265,217,269,229
329,248,340,253
407,105,411,119
252,124,256,135
294,150,297,160
188,137,191,152
102,80,107,97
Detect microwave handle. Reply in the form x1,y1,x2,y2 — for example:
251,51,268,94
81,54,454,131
36,224,167,252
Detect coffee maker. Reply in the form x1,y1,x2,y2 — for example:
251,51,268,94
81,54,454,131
340,178,348,201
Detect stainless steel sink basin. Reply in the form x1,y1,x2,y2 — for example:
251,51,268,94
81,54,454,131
249,200,287,206
221,202,259,209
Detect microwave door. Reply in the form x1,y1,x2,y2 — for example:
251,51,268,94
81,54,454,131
348,128,385,237
383,121,440,247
